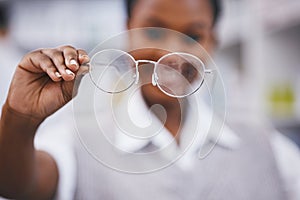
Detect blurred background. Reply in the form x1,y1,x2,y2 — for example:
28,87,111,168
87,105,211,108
0,0,299,147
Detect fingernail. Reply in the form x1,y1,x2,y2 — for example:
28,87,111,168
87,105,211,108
66,69,74,76
80,54,88,58
80,54,89,60
55,72,62,78
70,59,78,66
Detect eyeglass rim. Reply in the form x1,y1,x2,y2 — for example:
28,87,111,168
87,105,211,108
153,51,208,98
89,49,213,98
89,49,137,94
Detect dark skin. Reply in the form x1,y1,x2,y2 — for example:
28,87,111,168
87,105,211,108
128,0,215,139
0,46,90,199
0,0,215,199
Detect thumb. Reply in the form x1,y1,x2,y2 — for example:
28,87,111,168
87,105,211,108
72,63,90,97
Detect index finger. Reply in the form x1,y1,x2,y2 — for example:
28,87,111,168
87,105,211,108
60,45,79,71
77,49,90,64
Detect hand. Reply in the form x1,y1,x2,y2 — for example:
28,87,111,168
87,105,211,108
5,45,90,121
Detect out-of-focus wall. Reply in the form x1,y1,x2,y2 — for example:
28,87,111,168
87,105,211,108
215,0,300,146
10,0,126,52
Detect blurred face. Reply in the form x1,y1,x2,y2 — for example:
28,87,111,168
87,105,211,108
127,0,215,104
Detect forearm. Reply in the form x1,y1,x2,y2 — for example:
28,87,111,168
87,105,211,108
0,102,58,199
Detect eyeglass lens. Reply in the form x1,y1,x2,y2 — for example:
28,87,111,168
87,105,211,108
89,49,136,93
155,53,204,97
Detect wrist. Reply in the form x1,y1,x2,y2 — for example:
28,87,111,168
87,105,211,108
0,102,44,139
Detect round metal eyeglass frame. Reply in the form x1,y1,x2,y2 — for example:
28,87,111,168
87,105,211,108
89,49,214,98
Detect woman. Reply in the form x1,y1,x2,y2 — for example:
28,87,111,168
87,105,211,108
1,0,299,199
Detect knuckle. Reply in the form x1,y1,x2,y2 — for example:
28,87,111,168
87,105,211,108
22,53,31,61
39,54,50,62
45,67,52,74
30,48,43,56
57,64,66,70
51,50,63,58
56,45,75,51
20,49,42,66
63,45,76,50
43,60,53,69
41,48,61,58
66,54,77,60
78,49,87,55
65,50,77,60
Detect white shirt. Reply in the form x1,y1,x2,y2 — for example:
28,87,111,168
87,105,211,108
113,88,240,170
34,86,300,200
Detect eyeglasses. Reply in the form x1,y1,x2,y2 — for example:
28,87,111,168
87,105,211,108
89,49,213,98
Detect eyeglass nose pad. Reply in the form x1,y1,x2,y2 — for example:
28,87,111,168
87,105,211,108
134,67,139,84
152,73,158,86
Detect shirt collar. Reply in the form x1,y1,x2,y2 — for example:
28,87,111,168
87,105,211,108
113,86,240,154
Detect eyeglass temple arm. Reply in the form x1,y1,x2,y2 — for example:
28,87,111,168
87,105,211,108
151,67,215,87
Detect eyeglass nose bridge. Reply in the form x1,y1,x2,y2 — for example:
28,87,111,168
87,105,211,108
134,60,158,85
136,60,157,65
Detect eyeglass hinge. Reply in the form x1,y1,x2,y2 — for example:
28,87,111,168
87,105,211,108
204,69,214,74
